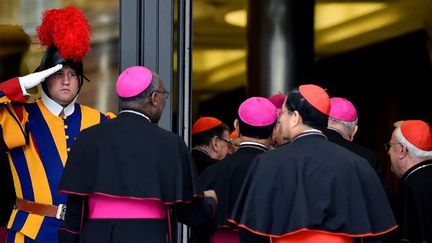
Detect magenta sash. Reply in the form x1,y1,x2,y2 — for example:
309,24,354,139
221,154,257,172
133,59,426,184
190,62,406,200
88,194,167,219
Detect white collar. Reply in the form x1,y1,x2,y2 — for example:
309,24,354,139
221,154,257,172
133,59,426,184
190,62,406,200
41,90,77,116
303,128,322,134
119,110,151,122
239,142,268,151
240,141,267,147
291,129,326,142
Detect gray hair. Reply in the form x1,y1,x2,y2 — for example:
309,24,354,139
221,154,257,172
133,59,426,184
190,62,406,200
394,123,432,160
140,72,161,97
329,117,358,132
118,72,161,110
328,117,358,140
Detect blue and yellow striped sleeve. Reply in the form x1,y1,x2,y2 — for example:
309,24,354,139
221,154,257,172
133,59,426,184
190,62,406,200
0,77,28,149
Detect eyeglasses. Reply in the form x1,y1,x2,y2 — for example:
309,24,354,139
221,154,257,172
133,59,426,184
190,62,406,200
217,136,233,145
153,90,170,99
384,142,402,151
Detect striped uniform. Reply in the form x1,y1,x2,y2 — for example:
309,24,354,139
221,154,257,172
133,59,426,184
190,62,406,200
0,78,109,243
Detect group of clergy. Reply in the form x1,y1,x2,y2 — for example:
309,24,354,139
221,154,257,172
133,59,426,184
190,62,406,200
191,85,432,243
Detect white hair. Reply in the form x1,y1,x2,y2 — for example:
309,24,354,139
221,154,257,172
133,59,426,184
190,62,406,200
394,125,432,160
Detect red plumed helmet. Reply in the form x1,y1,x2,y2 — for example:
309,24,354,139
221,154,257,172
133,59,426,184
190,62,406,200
36,6,91,62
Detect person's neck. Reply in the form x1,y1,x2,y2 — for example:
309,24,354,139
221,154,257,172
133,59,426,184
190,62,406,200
240,136,271,148
403,156,427,175
140,107,156,123
291,125,310,137
122,108,154,121
290,126,323,141
41,90,76,116
120,109,152,122
327,126,349,140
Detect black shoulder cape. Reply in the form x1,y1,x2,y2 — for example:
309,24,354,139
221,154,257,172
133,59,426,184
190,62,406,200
59,112,201,203
324,128,384,181
200,144,267,227
228,133,397,238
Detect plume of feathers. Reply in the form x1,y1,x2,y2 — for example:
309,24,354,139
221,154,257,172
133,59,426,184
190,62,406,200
36,6,91,62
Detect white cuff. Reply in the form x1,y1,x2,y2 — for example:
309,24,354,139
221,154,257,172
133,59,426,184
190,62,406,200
18,78,30,97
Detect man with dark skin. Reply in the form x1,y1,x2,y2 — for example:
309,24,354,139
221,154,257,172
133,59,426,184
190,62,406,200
59,66,217,243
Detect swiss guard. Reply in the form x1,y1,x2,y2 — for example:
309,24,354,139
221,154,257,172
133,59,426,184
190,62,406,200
0,6,112,243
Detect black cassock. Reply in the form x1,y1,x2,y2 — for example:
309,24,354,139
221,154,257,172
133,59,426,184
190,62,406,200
324,128,384,182
192,148,217,175
193,143,268,243
229,131,397,242
395,160,432,243
58,112,215,243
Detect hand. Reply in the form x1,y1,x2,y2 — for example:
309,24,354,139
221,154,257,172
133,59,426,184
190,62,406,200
204,190,217,204
19,64,63,90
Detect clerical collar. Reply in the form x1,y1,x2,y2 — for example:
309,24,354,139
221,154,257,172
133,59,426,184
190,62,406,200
119,110,151,122
41,90,76,116
291,129,327,142
192,147,210,157
239,142,268,152
402,160,432,183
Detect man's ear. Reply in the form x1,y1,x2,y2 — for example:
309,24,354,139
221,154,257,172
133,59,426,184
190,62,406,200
349,125,358,141
148,92,157,106
399,144,409,159
352,125,358,137
291,110,301,127
210,136,219,152
234,119,240,134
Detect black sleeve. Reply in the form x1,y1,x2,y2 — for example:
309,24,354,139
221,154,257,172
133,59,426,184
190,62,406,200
239,228,270,243
374,157,389,194
58,195,86,243
172,196,216,228
398,180,432,243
